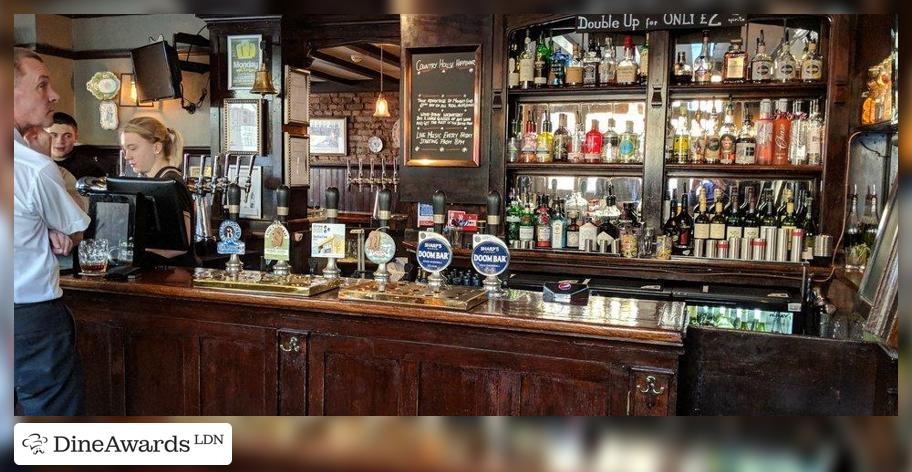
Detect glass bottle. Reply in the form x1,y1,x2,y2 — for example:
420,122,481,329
862,185,880,249
673,51,692,85
750,29,773,83
723,38,748,83
789,100,808,165
549,38,567,87
725,190,743,239
772,98,792,166
598,36,617,86
719,100,737,164
566,212,580,249
552,113,571,162
801,194,817,261
535,195,552,248
518,198,535,244
760,192,779,237
536,111,554,163
639,33,650,84
619,120,639,163
520,108,538,163
672,104,690,164
565,44,583,86
710,200,727,240
507,41,520,89
505,190,520,244
806,99,824,165
534,31,551,88
755,99,774,165
601,117,619,163
519,30,535,89
690,110,706,164
616,35,638,85
735,106,756,165
674,194,694,256
662,194,679,240
567,113,586,163
584,119,603,163
800,34,823,82
742,188,761,241
704,103,721,164
774,30,798,82
582,37,600,87
693,30,713,84
694,190,711,241
844,189,864,270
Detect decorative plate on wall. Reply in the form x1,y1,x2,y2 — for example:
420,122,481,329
86,71,121,101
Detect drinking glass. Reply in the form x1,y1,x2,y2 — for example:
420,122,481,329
79,239,109,276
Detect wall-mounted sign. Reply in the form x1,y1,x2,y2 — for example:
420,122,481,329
404,46,481,168
227,34,262,90
576,14,746,33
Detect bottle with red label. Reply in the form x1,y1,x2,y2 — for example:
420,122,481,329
772,98,792,166
755,99,774,165
584,119,603,163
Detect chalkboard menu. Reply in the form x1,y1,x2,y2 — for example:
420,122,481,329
404,46,481,167
576,14,746,32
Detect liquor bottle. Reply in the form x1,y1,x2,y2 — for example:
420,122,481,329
506,115,520,163
639,33,650,84
519,31,535,89
662,195,679,239
567,114,586,163
755,99,774,165
710,199,727,240
772,98,792,166
520,108,538,163
719,99,737,164
774,30,798,82
599,212,620,240
582,37,600,87
616,35,638,85
725,190,743,239
508,41,520,89
690,110,706,164
806,99,824,165
710,188,723,215
534,31,550,88
742,189,761,241
549,38,567,87
801,194,818,261
693,30,713,84
862,185,880,249
694,190,711,241
505,189,521,244
735,106,757,165
723,38,748,83
662,188,672,223
598,37,617,86
535,195,552,248
566,212,580,249
778,185,793,220
760,192,779,236
673,51,692,84
750,30,773,82
601,117,619,163
704,104,721,164
672,104,691,164
604,185,622,225
618,120,639,163
519,199,535,244
565,44,583,86
550,200,567,249
844,189,863,269
780,200,797,232
674,194,694,255
789,100,808,165
583,119,603,163
536,111,554,163
552,113,571,162
800,34,823,82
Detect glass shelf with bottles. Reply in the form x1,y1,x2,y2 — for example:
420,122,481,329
507,101,646,165
665,96,825,170
507,25,650,93
687,304,801,336
669,19,825,89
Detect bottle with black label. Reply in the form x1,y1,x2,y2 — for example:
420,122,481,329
725,190,743,239
566,212,580,249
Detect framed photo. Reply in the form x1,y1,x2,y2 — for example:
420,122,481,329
284,133,310,187
227,164,263,220
223,98,263,155
284,66,310,125
227,34,262,90
309,118,347,156
118,73,153,107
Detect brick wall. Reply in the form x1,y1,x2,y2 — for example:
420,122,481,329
309,91,400,165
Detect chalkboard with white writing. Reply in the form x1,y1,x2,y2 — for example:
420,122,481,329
576,14,746,33
404,46,481,167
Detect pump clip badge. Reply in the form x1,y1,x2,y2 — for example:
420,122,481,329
217,220,245,255
416,231,452,273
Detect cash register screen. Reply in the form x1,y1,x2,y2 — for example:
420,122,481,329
94,201,131,248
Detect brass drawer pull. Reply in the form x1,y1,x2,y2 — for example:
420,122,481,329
279,336,301,353
637,376,666,396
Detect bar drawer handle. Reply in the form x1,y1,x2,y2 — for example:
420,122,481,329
637,376,666,396
279,336,301,353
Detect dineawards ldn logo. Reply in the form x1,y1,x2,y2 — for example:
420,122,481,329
14,423,232,465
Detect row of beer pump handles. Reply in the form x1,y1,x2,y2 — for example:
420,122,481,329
346,155,399,193
178,152,257,244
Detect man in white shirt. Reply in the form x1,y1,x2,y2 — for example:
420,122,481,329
14,47,90,415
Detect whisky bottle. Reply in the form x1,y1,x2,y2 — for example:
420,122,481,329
601,117,619,163
735,105,757,165
774,30,798,82
674,194,694,255
789,100,808,165
520,108,538,163
507,41,520,89
552,113,571,162
583,119,603,163
693,30,713,84
582,37,600,87
618,120,639,163
704,103,721,164
672,104,690,163
755,99,774,165
565,44,583,86
772,98,792,166
519,31,535,89
750,30,773,82
616,35,638,85
723,38,748,83
536,111,554,163
598,37,617,86
673,51,692,84
719,99,737,164
806,99,824,165
800,34,823,82
639,33,650,84
534,31,550,88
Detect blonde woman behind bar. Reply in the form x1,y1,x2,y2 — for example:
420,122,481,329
120,116,184,180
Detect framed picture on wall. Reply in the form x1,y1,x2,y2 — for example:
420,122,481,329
284,66,310,125
223,98,263,155
227,34,262,90
284,133,310,187
309,118,347,156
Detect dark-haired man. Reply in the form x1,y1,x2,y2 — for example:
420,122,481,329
46,112,107,178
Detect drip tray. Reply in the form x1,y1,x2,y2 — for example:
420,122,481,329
193,268,342,297
338,280,488,311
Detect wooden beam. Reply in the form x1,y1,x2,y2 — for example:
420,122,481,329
307,69,359,86
311,51,399,84
346,44,399,69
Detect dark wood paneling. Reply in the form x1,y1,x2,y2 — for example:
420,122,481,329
125,329,195,415
628,368,675,416
75,319,124,416
277,330,309,415
307,165,400,213
199,330,277,415
417,363,517,415
519,375,610,415
643,30,671,231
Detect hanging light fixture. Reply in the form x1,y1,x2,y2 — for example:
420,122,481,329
251,39,277,96
373,45,391,117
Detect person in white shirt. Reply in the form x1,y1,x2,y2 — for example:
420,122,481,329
13,47,90,416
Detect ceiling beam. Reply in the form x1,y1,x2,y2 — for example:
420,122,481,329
346,44,399,69
307,69,359,86
311,51,399,84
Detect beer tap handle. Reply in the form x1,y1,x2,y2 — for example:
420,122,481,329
227,183,241,221
369,156,376,191
325,187,339,224
392,156,399,193
432,190,446,234
276,184,290,224
118,149,125,176
357,156,364,192
486,191,502,236
377,188,391,231
182,153,190,178
346,156,353,190
244,155,257,204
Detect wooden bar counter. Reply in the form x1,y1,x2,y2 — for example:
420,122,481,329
61,269,686,416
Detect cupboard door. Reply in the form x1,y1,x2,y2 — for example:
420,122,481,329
417,362,518,415
198,325,277,416
627,368,676,416
277,330,309,415
75,319,124,416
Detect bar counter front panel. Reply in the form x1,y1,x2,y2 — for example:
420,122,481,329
62,269,685,416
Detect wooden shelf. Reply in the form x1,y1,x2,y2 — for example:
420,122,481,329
668,81,827,99
852,121,897,134
506,162,643,176
664,164,824,178
507,85,647,101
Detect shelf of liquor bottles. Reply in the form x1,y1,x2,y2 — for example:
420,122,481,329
664,164,823,178
508,85,647,101
667,82,827,100
506,162,643,176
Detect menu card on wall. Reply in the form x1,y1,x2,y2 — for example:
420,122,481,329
405,47,481,167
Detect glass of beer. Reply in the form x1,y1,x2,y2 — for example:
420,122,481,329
78,239,109,276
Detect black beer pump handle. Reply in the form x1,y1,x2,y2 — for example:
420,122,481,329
227,183,241,221
276,185,290,223
486,191,501,236
325,187,339,224
432,190,446,234
377,188,391,232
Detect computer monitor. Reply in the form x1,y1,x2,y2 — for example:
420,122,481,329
106,176,193,252
131,40,183,102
